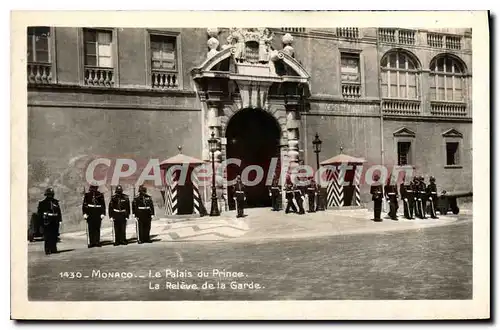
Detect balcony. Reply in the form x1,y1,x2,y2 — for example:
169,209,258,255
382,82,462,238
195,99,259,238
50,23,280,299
382,98,421,116
281,28,306,33
27,62,52,85
341,82,361,98
427,33,462,50
336,28,359,39
430,100,467,117
151,70,179,89
378,28,416,45
84,66,114,87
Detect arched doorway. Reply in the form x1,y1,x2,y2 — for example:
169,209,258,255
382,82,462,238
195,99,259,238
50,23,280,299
225,108,281,209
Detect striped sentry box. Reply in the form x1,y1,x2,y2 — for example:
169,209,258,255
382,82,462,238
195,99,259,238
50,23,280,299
326,168,344,207
353,165,363,206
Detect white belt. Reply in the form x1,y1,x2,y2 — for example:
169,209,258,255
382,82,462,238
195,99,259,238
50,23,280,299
431,192,437,194
45,213,58,217
407,190,413,192
388,193,396,195
113,209,126,212
138,207,149,210
87,204,99,207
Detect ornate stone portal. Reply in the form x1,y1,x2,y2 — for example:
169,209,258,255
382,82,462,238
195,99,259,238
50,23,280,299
191,28,311,210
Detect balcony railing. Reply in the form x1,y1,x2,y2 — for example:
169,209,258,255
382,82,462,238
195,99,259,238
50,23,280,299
430,100,467,117
27,62,52,84
378,28,415,45
84,66,114,87
427,33,462,50
382,98,421,116
445,35,462,50
336,28,359,39
151,70,179,89
281,28,306,33
341,82,361,98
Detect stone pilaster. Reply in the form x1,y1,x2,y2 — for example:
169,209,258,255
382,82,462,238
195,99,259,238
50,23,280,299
285,98,301,177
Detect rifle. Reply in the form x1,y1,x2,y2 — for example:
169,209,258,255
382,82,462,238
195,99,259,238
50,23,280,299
133,186,140,244
82,186,91,248
110,185,115,245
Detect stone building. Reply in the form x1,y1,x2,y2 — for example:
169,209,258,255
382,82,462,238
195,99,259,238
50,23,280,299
27,27,472,221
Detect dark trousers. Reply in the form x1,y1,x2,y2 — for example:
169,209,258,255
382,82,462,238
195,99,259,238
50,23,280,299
420,195,427,218
113,216,127,244
373,199,382,220
428,197,438,218
403,198,414,219
285,198,297,213
87,217,102,246
307,194,316,212
43,222,58,254
137,216,152,242
388,198,398,219
271,194,280,211
296,197,305,214
236,199,244,217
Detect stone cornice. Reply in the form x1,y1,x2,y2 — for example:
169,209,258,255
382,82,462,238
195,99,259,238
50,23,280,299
27,83,197,97
28,100,200,111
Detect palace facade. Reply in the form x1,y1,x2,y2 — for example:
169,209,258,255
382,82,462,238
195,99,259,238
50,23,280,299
27,27,472,223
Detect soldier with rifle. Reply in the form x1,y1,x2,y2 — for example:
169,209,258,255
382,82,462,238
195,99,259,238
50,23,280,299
400,175,415,219
293,183,306,215
82,184,106,248
417,176,427,219
385,176,399,220
233,175,246,218
133,185,155,243
284,179,297,214
269,176,281,212
37,187,62,255
306,177,318,213
412,176,423,219
426,176,439,219
370,174,383,222
108,185,130,245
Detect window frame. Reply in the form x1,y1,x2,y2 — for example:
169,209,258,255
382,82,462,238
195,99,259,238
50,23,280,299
380,50,421,100
83,29,114,68
339,48,364,97
27,26,57,83
429,55,467,103
145,30,183,89
77,27,119,86
442,129,463,169
393,127,416,167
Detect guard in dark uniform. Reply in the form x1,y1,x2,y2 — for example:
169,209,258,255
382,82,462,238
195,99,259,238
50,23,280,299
418,176,427,219
82,184,106,248
400,176,415,219
133,185,155,243
411,176,422,218
385,179,399,220
37,188,62,254
109,185,130,245
284,181,297,214
269,177,281,211
293,183,305,215
306,177,318,213
234,176,246,218
426,176,439,219
370,175,383,221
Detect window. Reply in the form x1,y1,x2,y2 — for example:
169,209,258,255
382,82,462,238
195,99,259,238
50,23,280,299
84,29,113,68
446,142,460,165
397,141,412,166
27,27,50,63
151,35,177,71
430,56,466,102
381,51,420,99
341,53,360,83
